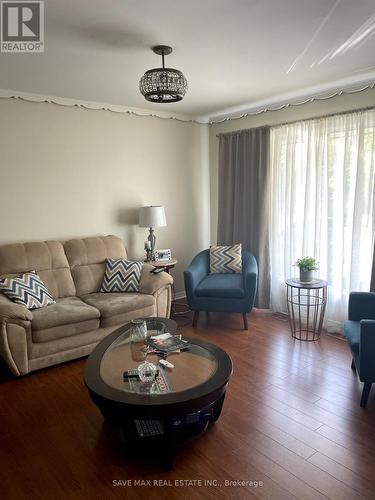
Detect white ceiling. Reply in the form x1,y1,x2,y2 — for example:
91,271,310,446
1,0,375,120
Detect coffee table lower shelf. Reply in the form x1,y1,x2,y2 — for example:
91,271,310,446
93,392,226,469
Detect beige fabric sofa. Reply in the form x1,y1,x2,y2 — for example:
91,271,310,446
0,235,173,376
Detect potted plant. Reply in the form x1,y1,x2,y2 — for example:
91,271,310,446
295,256,319,283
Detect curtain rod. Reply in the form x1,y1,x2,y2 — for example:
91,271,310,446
274,105,375,128
216,105,375,137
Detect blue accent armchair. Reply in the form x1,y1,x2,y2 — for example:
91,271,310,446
344,292,375,407
184,249,258,330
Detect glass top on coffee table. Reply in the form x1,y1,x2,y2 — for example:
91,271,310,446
99,317,218,395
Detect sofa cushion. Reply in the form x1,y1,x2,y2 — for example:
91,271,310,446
344,320,360,355
31,296,100,331
101,259,143,293
0,240,76,299
210,244,242,274
81,292,154,319
100,306,156,328
32,319,100,343
0,271,55,310
195,274,245,299
64,235,127,296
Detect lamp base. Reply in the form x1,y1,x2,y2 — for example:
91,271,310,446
148,228,156,262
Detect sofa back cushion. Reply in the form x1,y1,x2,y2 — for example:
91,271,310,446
64,235,127,296
0,241,76,299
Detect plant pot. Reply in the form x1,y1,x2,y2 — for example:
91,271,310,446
299,269,313,282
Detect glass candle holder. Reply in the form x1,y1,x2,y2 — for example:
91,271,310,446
129,319,147,343
138,361,157,385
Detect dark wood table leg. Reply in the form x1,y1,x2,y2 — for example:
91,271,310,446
193,311,199,327
211,393,226,422
160,441,174,470
361,382,372,408
242,313,248,330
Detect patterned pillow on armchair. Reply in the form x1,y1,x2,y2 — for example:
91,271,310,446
210,244,242,274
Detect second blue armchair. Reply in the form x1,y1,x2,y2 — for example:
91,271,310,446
344,292,375,407
184,249,258,330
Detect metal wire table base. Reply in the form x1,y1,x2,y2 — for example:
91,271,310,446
286,279,327,341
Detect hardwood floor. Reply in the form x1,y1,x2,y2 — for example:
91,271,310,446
1,308,375,500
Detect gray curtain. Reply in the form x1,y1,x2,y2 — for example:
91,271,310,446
217,126,270,308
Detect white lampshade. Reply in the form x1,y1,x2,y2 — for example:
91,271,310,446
139,206,167,228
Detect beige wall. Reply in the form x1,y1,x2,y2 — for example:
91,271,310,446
0,99,210,294
209,87,375,243
2,88,374,295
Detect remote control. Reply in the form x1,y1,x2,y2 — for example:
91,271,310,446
151,267,166,274
159,359,174,369
123,369,139,379
123,368,160,379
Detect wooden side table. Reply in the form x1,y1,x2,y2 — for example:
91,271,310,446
285,278,327,341
148,258,178,274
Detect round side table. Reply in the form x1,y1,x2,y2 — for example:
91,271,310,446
285,278,327,341
148,259,178,274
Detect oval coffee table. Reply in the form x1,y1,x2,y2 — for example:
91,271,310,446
84,317,233,467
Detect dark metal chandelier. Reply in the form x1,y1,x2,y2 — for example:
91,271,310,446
139,45,188,103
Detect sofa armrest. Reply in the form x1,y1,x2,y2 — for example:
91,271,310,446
348,292,375,321
184,250,209,299
359,319,375,381
242,251,258,297
0,299,31,376
138,263,173,295
0,303,33,324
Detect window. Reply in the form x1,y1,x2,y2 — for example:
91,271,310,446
269,110,375,330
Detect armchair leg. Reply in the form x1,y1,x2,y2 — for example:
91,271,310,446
360,383,372,408
193,311,199,327
242,313,248,330
351,359,356,371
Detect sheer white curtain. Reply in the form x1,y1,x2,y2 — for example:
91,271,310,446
269,109,375,331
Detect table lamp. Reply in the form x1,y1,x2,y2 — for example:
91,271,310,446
139,206,166,261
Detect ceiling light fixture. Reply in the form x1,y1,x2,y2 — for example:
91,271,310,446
139,45,188,103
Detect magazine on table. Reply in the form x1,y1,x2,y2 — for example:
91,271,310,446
146,333,191,353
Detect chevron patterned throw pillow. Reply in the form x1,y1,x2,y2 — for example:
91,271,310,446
100,259,143,293
210,244,242,274
0,271,56,309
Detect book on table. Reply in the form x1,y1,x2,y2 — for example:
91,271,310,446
146,334,191,353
